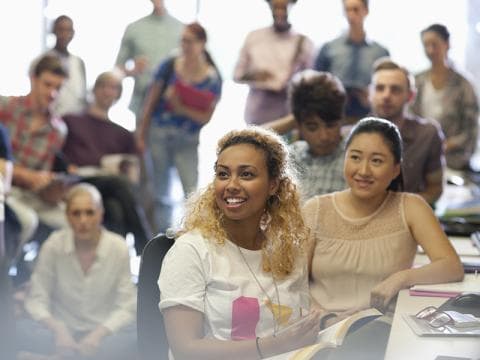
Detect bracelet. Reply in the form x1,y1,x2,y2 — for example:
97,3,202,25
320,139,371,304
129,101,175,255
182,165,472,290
255,337,264,359
319,312,338,330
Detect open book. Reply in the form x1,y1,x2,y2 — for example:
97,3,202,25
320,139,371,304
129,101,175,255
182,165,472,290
266,308,382,360
75,154,140,185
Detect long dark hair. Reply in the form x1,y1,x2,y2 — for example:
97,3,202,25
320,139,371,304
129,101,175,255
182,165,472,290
185,22,222,82
421,23,450,43
345,117,404,191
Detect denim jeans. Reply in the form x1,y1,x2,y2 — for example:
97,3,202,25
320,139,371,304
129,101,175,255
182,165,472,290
147,125,199,232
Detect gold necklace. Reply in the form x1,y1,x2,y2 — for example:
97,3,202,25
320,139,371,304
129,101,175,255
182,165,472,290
235,243,281,336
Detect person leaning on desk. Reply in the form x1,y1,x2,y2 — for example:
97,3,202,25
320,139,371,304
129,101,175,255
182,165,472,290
303,117,464,359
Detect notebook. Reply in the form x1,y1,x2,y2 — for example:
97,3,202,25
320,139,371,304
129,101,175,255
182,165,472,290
409,274,480,297
174,80,216,111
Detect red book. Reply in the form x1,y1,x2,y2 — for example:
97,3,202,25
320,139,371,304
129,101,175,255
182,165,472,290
174,80,216,111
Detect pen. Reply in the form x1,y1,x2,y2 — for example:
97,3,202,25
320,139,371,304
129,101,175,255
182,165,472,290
471,231,480,252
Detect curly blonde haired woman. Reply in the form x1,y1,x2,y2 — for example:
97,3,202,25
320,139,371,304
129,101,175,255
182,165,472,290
159,127,320,359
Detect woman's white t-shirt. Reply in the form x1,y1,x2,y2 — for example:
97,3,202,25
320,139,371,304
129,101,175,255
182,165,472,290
159,230,309,340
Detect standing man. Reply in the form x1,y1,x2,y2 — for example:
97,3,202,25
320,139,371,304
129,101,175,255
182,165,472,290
115,0,183,121
233,0,314,125
369,58,445,205
315,0,389,123
42,15,87,116
0,54,69,245
115,0,183,232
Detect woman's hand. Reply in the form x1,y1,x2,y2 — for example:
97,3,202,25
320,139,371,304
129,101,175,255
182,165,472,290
77,327,108,357
261,310,321,356
164,86,185,115
53,326,78,357
370,271,407,313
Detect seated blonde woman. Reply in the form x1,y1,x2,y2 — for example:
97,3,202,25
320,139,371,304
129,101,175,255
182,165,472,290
159,127,321,359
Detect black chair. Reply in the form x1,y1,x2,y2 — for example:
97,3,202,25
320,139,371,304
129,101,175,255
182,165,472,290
137,233,175,360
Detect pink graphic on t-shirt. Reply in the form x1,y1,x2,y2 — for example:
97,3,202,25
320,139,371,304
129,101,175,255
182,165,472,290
231,296,260,340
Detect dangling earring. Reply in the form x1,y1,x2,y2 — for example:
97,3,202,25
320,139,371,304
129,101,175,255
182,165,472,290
259,210,272,232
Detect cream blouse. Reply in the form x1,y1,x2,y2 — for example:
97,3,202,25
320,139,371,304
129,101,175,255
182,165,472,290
303,191,417,313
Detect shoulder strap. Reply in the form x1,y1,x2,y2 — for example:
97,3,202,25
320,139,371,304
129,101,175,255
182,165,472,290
159,56,176,97
292,34,306,66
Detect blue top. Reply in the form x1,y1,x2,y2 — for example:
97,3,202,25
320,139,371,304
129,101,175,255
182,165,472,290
0,123,13,161
151,58,222,133
314,34,389,117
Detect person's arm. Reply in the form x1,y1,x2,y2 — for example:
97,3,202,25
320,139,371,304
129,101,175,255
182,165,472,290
25,237,79,355
370,193,463,311
232,35,252,84
297,36,315,70
76,325,111,357
114,27,149,78
447,80,480,153
313,44,330,72
232,34,274,86
99,244,136,333
0,158,12,193
164,305,320,360
12,164,54,191
136,80,162,152
418,168,443,205
0,125,13,192
262,114,296,135
40,316,79,357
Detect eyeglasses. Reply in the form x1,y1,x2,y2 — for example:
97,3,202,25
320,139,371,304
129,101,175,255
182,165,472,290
181,37,199,45
415,306,454,328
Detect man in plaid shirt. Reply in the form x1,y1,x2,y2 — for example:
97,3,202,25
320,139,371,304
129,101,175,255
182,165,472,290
0,54,68,245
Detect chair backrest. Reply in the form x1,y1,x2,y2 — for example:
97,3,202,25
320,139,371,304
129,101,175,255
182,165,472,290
137,233,175,360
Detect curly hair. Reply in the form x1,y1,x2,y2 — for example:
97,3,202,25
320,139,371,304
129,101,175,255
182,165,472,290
289,69,346,125
180,127,308,278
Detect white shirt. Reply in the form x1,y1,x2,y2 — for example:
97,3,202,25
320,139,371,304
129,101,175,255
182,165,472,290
420,79,446,123
159,230,309,340
48,49,87,116
25,228,136,333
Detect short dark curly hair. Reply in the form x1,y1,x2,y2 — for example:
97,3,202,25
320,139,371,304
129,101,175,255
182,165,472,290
289,70,346,125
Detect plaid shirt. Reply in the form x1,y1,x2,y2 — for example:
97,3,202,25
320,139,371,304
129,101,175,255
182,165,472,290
290,139,347,202
0,95,66,171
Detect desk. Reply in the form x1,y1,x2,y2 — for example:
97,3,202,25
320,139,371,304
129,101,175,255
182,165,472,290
271,236,480,360
416,235,480,270
386,237,480,359
384,289,480,360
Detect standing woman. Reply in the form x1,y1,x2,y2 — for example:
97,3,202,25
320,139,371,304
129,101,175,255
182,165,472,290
159,127,320,359
137,22,222,232
411,24,479,170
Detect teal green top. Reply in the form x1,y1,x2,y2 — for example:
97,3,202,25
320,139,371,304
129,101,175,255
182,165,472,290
115,13,183,116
